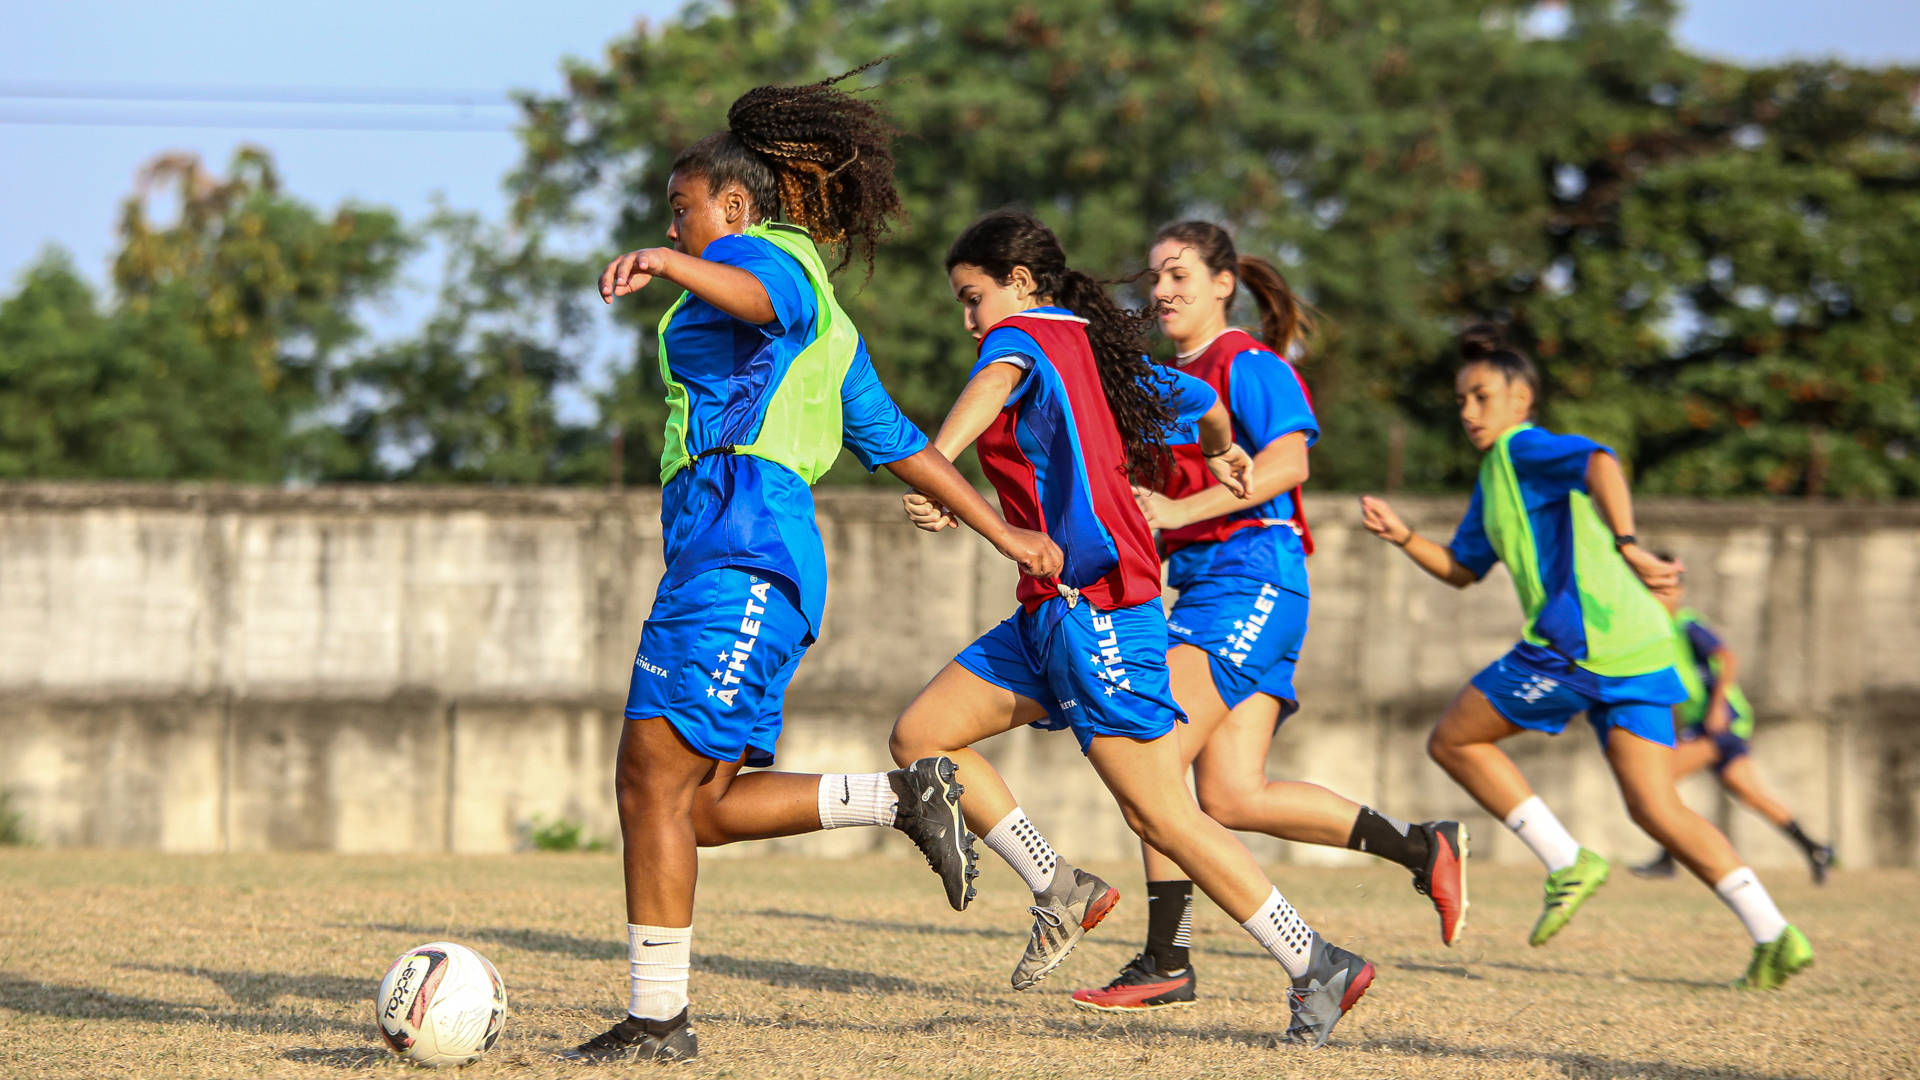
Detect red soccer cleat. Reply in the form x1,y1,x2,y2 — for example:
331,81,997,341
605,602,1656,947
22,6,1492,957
1412,821,1469,946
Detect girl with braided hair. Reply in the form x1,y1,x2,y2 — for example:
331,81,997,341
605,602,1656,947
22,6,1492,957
1071,223,1466,1016
567,73,1062,1064
889,210,1376,1048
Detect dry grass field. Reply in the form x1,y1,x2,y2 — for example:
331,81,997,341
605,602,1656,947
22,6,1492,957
1,850,1911,1079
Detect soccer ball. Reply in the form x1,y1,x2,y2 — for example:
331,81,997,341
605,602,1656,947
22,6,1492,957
374,941,507,1067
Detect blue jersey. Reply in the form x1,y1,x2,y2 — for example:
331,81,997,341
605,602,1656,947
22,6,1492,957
1158,331,1319,595
657,233,926,636
1449,423,1674,679
970,308,1216,612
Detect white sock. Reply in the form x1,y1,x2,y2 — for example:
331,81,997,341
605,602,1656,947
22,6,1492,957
626,924,690,1021
1503,795,1581,872
983,808,1060,894
1714,867,1788,944
1240,886,1315,979
818,773,898,829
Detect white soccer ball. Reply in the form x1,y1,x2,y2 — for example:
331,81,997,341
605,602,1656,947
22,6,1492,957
374,941,507,1068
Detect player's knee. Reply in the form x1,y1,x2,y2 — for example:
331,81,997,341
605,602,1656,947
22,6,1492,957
688,800,732,847
1125,800,1200,852
886,719,927,768
1195,782,1257,831
1426,726,1461,767
614,758,688,823
1107,797,1154,843
1623,789,1685,835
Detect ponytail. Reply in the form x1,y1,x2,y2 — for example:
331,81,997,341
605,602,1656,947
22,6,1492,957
948,210,1177,486
670,60,904,276
1234,254,1316,357
1053,268,1178,487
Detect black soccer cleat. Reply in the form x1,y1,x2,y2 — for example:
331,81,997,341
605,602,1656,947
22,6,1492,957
556,1008,697,1064
1808,844,1836,886
1630,850,1677,879
890,756,980,911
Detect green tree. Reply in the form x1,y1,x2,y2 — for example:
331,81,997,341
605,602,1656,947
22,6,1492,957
0,148,410,481
512,0,1920,496
1520,57,1920,497
324,208,604,483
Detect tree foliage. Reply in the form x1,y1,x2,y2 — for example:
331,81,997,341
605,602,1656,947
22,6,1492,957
325,208,603,483
2,2,1915,496
0,148,408,481
512,0,1920,496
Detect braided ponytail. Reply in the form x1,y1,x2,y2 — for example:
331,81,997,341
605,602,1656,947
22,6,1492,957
948,211,1178,486
670,60,905,276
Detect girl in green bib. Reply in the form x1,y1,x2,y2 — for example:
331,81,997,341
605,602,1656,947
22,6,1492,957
1357,325,1811,990
1632,564,1836,884
566,68,1062,1064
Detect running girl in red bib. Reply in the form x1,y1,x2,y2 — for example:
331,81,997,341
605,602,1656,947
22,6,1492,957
1070,223,1467,1015
891,210,1374,1047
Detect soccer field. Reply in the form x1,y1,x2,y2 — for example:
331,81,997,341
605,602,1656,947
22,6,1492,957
1,851,1909,1079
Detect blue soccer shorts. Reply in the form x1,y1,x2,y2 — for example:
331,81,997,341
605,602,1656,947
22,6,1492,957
1471,644,1687,748
623,568,810,768
955,596,1187,754
1166,576,1309,714
1679,723,1753,774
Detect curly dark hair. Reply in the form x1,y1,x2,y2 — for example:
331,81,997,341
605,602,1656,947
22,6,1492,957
946,210,1180,486
1154,221,1319,356
668,60,904,276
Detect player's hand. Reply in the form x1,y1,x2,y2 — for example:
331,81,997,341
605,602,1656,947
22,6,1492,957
997,527,1064,578
1204,444,1255,498
1130,485,1187,531
1705,701,1732,735
1621,544,1682,593
902,491,956,532
599,248,674,302
1359,495,1412,545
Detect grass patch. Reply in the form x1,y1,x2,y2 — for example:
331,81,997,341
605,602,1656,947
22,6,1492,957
525,815,609,853
0,852,1906,1079
0,790,29,846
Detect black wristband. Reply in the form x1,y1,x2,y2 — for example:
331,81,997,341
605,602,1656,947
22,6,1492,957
1203,443,1234,459
1613,533,1637,549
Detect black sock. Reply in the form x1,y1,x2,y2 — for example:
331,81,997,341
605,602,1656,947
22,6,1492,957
1143,880,1193,972
1783,820,1823,857
1347,807,1432,872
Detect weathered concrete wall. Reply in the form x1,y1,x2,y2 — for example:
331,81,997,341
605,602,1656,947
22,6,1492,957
2,484,1917,870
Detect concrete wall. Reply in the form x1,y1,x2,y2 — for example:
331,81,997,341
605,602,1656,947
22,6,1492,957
2,484,1917,869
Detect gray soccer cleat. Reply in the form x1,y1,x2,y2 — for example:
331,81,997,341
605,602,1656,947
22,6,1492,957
889,756,980,911
556,1008,698,1064
1010,866,1120,990
1281,934,1376,1049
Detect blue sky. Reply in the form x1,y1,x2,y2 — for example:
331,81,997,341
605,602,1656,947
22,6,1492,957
2,0,1916,399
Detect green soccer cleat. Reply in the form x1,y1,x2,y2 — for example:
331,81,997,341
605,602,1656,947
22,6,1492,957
1528,847,1610,946
1738,924,1814,990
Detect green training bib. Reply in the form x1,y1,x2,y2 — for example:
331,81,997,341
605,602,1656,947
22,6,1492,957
656,222,860,486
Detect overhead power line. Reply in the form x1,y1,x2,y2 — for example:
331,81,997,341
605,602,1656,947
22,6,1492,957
0,81,519,108
0,108,520,133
